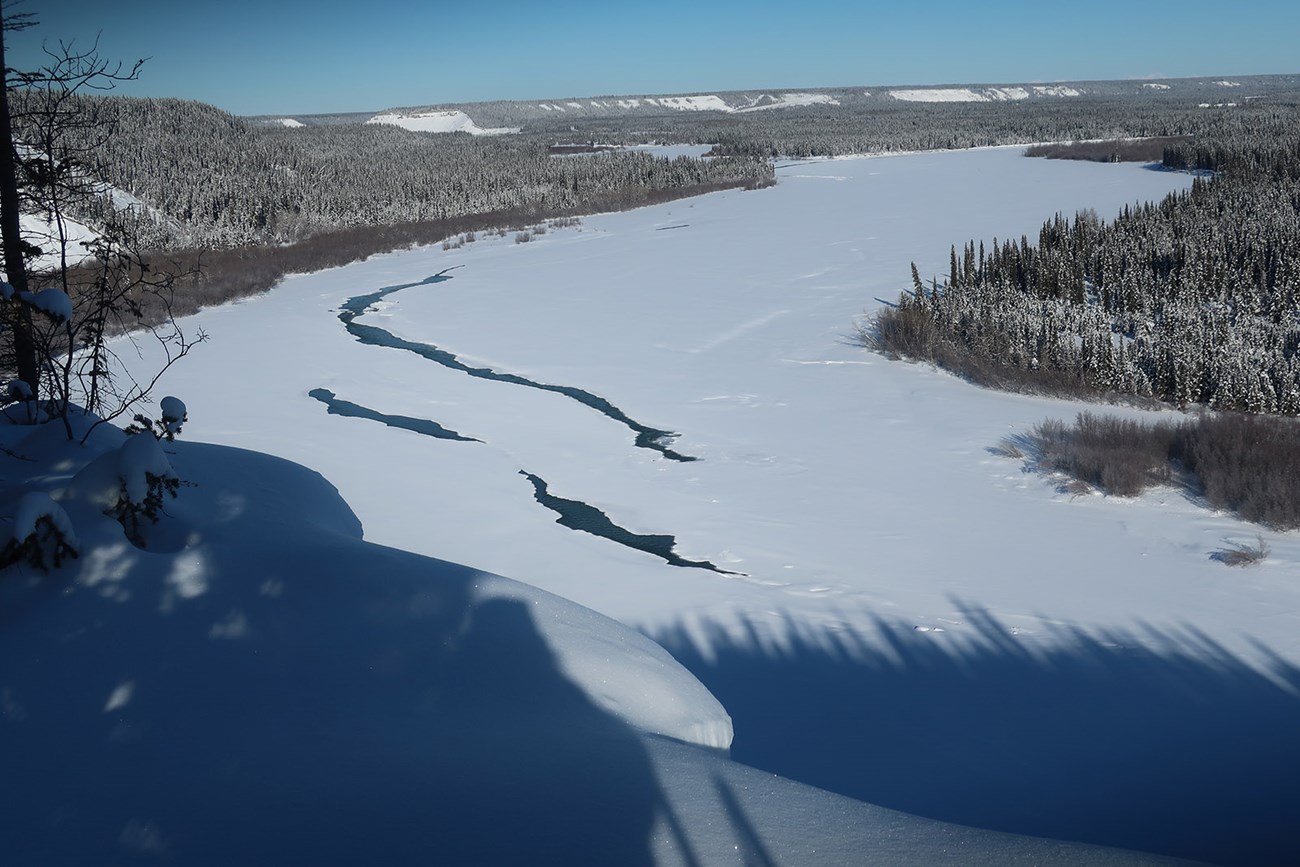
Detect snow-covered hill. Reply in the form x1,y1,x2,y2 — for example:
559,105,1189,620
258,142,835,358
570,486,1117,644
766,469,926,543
888,85,1083,102
250,74,1299,131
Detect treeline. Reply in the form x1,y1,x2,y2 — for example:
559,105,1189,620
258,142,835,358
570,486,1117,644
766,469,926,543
688,97,1299,159
14,94,774,250
87,180,765,329
23,84,1300,257
868,114,1300,416
1023,137,1190,163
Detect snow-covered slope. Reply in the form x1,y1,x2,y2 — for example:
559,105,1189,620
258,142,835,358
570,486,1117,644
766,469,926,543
13,212,99,272
365,109,519,135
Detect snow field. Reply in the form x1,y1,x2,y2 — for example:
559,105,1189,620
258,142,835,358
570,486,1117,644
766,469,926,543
85,145,1300,860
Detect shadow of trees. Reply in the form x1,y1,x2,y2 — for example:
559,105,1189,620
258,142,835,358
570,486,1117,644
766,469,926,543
2,484,672,865
655,602,1300,866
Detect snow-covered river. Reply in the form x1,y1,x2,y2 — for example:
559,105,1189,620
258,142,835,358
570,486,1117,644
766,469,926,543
142,147,1300,861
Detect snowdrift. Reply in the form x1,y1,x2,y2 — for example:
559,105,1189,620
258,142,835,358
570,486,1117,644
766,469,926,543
0,413,1186,864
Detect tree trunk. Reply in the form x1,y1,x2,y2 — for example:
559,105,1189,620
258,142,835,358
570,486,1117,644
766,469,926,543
0,18,41,396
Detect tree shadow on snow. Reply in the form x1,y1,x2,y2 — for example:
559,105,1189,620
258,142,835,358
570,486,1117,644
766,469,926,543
655,601,1300,867
1,445,676,865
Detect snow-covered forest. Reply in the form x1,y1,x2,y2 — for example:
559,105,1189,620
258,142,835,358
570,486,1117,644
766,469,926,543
873,117,1300,416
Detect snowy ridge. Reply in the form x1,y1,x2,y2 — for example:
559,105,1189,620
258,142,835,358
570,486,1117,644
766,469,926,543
889,86,1082,102
735,92,841,112
544,92,838,114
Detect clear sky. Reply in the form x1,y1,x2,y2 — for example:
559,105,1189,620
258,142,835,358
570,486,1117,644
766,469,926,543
7,0,1298,116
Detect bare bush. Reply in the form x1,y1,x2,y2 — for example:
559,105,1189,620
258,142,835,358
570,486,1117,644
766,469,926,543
1210,536,1270,567
1176,413,1300,528
514,231,532,244
1032,413,1178,497
1015,411,1300,529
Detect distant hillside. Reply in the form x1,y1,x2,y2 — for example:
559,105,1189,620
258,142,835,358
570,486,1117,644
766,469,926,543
248,73,1300,134
25,71,1300,257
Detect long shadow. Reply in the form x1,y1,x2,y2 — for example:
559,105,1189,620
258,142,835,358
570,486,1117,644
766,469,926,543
1,445,676,865
656,603,1300,866
338,271,698,462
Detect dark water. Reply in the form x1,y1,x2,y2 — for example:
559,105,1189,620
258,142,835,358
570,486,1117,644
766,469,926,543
328,268,728,572
520,471,741,575
337,269,697,462
308,388,479,442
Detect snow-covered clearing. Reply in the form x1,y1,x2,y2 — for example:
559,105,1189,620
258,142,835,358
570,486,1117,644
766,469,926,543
12,147,1297,863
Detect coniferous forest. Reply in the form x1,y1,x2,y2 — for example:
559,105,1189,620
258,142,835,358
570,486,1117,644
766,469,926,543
870,115,1300,416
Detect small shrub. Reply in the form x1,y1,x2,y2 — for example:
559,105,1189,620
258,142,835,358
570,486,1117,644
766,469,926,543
2,492,79,572
1210,536,1270,567
109,433,181,547
514,231,532,244
124,396,187,443
859,301,938,361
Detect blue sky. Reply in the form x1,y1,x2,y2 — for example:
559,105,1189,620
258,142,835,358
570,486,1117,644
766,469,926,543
8,0,1298,116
